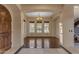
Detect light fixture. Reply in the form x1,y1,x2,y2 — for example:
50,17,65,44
36,16,43,20
36,12,43,20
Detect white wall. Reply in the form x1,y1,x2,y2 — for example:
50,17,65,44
3,4,21,49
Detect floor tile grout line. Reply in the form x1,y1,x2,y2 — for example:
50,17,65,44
60,45,72,54
14,45,24,54
15,45,72,54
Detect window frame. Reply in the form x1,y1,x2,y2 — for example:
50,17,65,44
44,21,50,33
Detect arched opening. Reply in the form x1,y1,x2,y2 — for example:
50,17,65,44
74,18,79,43
0,5,11,52
23,11,61,48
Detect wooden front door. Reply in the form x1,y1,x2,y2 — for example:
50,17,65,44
0,5,11,51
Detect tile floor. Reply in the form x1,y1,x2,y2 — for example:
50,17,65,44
64,47,79,54
18,48,68,54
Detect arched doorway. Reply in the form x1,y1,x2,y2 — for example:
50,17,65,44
0,5,11,52
74,18,79,43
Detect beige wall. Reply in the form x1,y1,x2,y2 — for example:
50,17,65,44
21,12,25,45
52,16,63,45
62,5,74,47
54,17,60,38
3,4,21,49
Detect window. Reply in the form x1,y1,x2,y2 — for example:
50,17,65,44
59,22,63,45
28,21,50,34
44,39,49,48
44,21,49,33
36,21,42,33
29,21,35,33
29,39,35,48
36,39,42,48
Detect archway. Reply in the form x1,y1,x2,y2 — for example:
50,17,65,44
0,5,11,52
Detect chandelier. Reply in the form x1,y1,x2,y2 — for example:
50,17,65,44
36,16,43,20
36,12,43,20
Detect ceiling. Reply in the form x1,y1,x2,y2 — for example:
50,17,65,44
18,4,63,18
25,11,53,17
17,5,79,20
